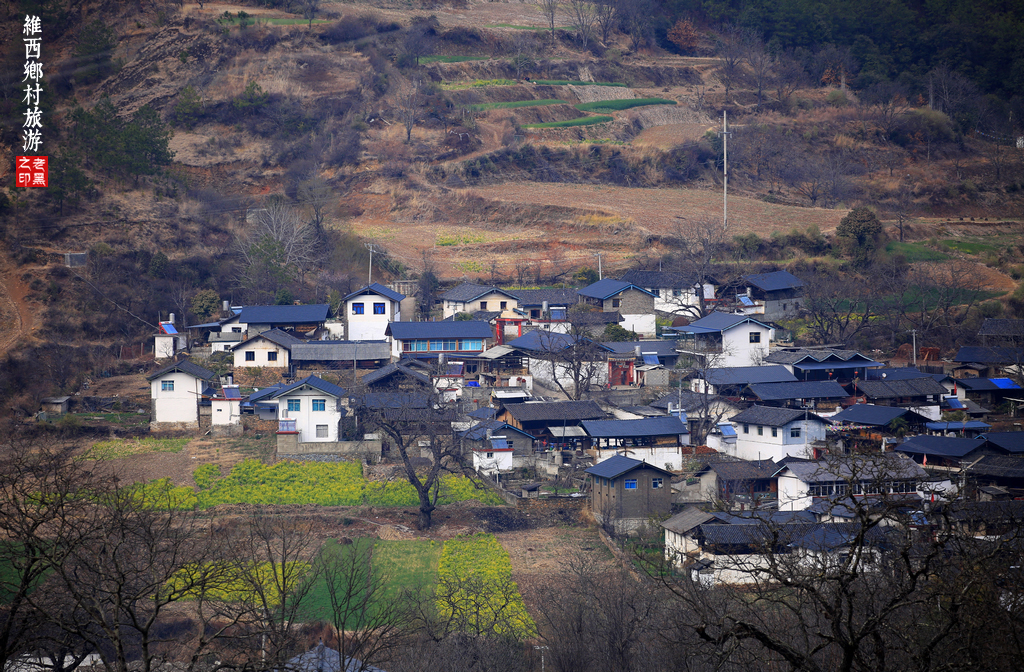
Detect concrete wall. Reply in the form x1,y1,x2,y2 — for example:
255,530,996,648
276,432,382,458
150,371,205,424
346,295,398,341
233,339,290,369
728,420,825,462
721,323,771,367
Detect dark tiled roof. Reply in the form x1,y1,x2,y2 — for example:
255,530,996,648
247,383,285,403
231,328,303,351
778,455,927,482
865,367,930,381
955,377,1022,391
146,359,216,381
730,405,822,427
386,321,493,340
954,346,1024,364
979,318,1024,338
569,311,623,325
506,330,611,353
585,454,674,479
510,288,578,306
699,522,808,546
361,362,431,387
662,506,717,534
896,435,987,458
504,400,606,423
708,459,778,481
855,377,947,398
581,416,688,438
343,282,405,303
269,375,345,399
704,366,797,386
980,431,1024,454
619,269,692,288
578,279,655,300
746,380,847,401
467,406,498,419
676,312,770,333
830,404,928,426
291,341,391,361
459,420,534,441
237,304,330,324
440,283,516,302
743,270,805,292
765,348,874,365
967,455,1024,479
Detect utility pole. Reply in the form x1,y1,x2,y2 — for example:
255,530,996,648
365,243,379,284
911,329,918,367
718,110,733,232
596,252,603,280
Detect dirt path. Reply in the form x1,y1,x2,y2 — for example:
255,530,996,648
0,257,36,356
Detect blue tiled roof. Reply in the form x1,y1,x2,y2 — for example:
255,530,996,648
705,366,797,386
898,435,987,457
581,416,688,438
743,270,805,292
459,420,534,441
386,321,494,340
578,279,655,300
747,380,847,400
440,283,517,302
830,404,926,426
344,282,405,303
238,304,330,324
585,454,674,479
979,431,1024,454
506,330,611,353
268,375,345,399
673,311,771,334
954,346,1024,364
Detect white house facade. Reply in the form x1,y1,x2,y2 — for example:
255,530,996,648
146,360,216,426
270,376,346,443
344,283,404,341
727,406,828,462
231,329,300,369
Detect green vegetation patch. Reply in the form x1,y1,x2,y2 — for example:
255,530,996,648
87,437,190,460
437,534,535,638
468,99,566,111
373,539,442,605
420,55,489,64
485,23,569,30
885,241,950,262
437,232,487,246
532,80,627,87
575,97,676,112
524,115,614,128
170,561,310,606
939,239,1000,255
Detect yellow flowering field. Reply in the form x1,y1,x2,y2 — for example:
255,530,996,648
169,560,310,606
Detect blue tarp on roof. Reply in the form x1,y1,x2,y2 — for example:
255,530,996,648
991,378,1022,389
642,354,660,365
925,421,991,432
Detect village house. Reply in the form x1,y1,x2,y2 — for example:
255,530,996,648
235,304,331,336
146,359,216,427
458,420,536,475
765,347,882,383
582,416,690,469
690,365,797,396
670,313,772,368
774,455,927,512
727,406,829,462
385,321,493,361
343,283,405,341
737,270,805,320
289,340,392,375
586,454,674,534
829,404,932,451
231,328,301,369
270,375,346,443
505,329,611,393
499,400,607,450
851,376,948,420
619,269,716,316
512,288,576,324
741,380,848,410
577,279,657,338
440,283,519,319
696,459,779,509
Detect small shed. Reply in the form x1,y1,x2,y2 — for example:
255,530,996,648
40,396,70,415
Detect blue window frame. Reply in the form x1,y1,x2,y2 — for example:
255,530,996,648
161,380,174,391
373,303,386,315
312,399,326,412
352,303,364,315
624,479,638,490
287,399,301,412
460,339,483,351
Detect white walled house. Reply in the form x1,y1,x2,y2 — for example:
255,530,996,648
670,313,772,368
385,321,493,361
231,329,301,369
726,406,828,462
146,360,216,426
775,456,927,512
577,279,657,338
211,386,242,426
619,269,716,316
269,375,346,442
344,283,404,341
154,322,185,359
440,283,519,319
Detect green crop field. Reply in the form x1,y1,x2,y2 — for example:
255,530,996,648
469,99,567,111
87,437,190,460
524,115,614,128
939,239,1000,255
531,80,627,87
575,97,676,112
885,241,950,262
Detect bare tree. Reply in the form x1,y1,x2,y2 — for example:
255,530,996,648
741,31,772,110
235,199,323,303
864,81,911,138
617,0,653,51
507,33,537,80
593,0,616,45
802,268,876,345
529,324,607,400
301,0,320,28
564,0,597,49
297,168,332,239
537,0,560,45
395,79,421,144
664,216,726,320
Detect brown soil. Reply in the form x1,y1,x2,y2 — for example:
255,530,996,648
0,257,39,356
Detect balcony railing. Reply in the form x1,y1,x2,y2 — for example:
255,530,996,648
278,419,297,433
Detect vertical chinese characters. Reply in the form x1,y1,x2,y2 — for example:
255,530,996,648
17,14,47,188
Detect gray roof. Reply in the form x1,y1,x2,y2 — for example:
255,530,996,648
730,405,824,427
765,348,876,365
361,361,432,387
651,390,722,411
510,288,578,307
953,346,1024,364
979,318,1024,338
896,435,987,458
746,380,847,401
291,341,391,362
662,506,717,534
268,375,345,399
146,359,216,381
778,455,927,483
704,366,797,386
440,283,516,302
619,269,695,289
980,431,1024,454
865,367,932,381
386,321,493,340
743,270,805,292
967,455,1024,479
674,312,771,334
581,416,688,438
503,400,606,423
955,377,1022,392
343,282,405,303
578,279,655,300
238,304,330,324
585,454,674,479
458,420,534,441
707,459,779,481
830,404,929,426
569,311,624,325
231,328,303,351
855,377,948,398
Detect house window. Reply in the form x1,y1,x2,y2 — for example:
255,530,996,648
287,399,301,412
749,332,761,343
757,425,763,436
403,340,429,352
486,451,494,458
673,289,682,297
612,298,621,308
267,352,277,362
313,399,326,411
500,301,507,309
531,309,540,319
245,351,255,362
652,289,660,297
232,327,242,333
373,303,386,315
652,477,663,489
743,424,749,434
460,339,483,351
624,478,637,490
550,308,566,320
791,427,802,438
782,303,787,311
429,339,457,351
771,427,778,437
480,301,488,310
352,303,364,315
316,425,328,438
161,380,174,391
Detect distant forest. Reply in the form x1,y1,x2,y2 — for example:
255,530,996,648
662,0,1024,100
